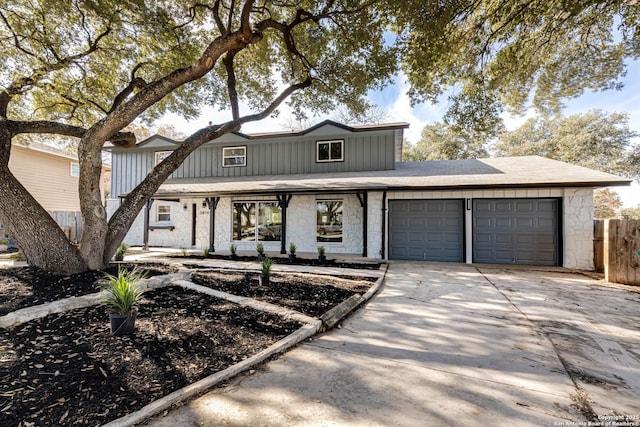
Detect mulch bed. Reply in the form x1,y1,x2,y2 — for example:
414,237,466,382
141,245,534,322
172,254,382,270
0,263,177,317
193,270,375,317
0,265,378,426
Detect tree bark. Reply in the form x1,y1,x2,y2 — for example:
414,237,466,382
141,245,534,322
0,121,88,274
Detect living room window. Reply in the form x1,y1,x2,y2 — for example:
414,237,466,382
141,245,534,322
316,200,343,242
232,202,282,241
223,146,247,167
156,205,171,222
316,140,344,162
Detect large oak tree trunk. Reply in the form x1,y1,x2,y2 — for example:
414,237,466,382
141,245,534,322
0,122,88,274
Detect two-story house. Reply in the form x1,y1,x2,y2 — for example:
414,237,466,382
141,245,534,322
106,120,629,269
2,142,111,241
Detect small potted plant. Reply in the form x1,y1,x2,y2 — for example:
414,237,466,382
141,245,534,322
203,248,210,257
256,242,265,261
288,242,297,262
180,246,188,256
103,266,147,335
317,246,326,264
114,243,128,261
229,243,238,260
0,238,8,252
260,256,273,285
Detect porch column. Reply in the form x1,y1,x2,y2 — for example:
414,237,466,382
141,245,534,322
277,194,292,254
204,197,220,252
357,192,368,257
143,199,153,251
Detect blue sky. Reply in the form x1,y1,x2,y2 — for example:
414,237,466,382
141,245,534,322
168,59,640,208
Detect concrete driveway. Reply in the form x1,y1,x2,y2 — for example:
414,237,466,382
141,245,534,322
148,262,640,427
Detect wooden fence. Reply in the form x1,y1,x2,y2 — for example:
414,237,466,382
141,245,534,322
48,211,83,243
594,219,640,285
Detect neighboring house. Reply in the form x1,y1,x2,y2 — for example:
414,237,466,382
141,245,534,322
106,121,630,270
3,142,111,240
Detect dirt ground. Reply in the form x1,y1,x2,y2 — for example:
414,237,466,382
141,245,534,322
0,265,374,426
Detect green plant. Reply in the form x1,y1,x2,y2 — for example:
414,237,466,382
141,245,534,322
203,248,210,257
261,256,273,277
288,242,296,255
115,243,129,257
230,243,237,255
0,238,8,245
256,242,264,255
103,267,147,315
180,246,187,256
317,246,325,256
9,251,25,261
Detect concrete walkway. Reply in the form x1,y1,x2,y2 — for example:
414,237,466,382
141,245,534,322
147,262,626,426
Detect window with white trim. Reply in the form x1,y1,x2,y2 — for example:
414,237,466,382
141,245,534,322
156,205,171,222
70,162,80,177
155,151,172,165
316,140,344,162
316,200,343,242
223,146,247,167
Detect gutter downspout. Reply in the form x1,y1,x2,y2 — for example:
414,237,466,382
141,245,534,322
356,192,368,257
381,191,387,260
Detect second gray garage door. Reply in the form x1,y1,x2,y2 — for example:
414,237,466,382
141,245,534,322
389,199,464,261
473,198,559,266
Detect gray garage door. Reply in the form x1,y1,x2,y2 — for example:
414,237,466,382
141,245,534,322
473,199,559,266
389,199,464,261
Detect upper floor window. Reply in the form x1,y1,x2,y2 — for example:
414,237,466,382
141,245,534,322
317,140,344,162
155,151,172,165
223,146,247,167
70,162,80,177
156,205,171,222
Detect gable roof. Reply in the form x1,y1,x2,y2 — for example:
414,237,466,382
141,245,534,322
150,156,631,198
110,120,410,149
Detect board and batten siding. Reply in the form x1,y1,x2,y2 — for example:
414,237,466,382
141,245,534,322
111,129,397,197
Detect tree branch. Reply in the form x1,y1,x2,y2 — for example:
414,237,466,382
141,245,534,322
7,120,135,145
223,50,240,120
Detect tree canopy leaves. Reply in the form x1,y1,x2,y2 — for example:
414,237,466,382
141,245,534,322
493,110,640,180
389,0,640,132
403,122,490,161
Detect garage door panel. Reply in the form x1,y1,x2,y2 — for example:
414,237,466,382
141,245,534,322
473,198,558,266
389,199,464,262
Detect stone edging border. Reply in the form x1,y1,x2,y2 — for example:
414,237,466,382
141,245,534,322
0,264,386,426
102,267,386,426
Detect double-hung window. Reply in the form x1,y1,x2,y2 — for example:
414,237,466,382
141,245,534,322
316,140,344,162
156,205,171,222
70,162,80,177
223,146,247,167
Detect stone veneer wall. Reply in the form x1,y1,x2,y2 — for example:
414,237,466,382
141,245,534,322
107,186,594,268
107,194,365,256
385,187,594,269
562,188,594,270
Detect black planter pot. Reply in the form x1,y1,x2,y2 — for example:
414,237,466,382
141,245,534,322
257,254,264,261
229,254,238,260
114,255,124,262
318,255,326,264
260,275,270,286
288,254,296,262
109,311,137,335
